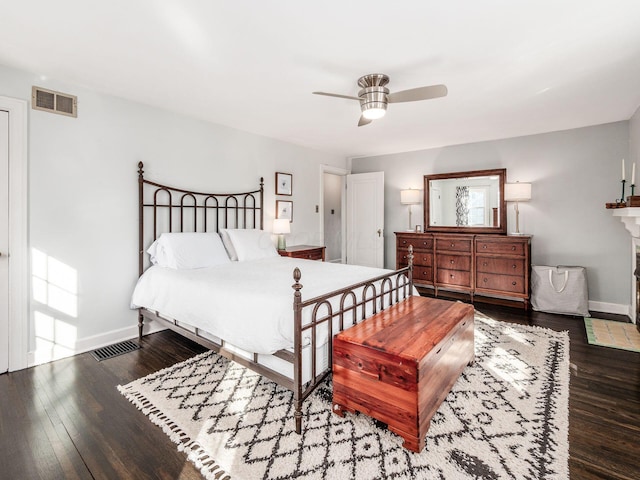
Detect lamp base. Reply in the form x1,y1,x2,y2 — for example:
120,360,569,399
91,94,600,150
277,234,286,251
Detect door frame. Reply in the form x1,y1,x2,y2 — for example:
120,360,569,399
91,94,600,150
319,164,349,264
1,96,28,372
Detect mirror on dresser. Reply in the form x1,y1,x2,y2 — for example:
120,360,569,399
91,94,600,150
424,168,506,234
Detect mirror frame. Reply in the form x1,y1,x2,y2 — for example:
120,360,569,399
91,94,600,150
423,168,507,234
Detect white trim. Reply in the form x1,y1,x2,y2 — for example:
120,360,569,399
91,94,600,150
319,164,349,264
28,321,167,367
0,96,29,372
588,300,631,319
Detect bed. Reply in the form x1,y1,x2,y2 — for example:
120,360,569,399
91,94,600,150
134,162,415,433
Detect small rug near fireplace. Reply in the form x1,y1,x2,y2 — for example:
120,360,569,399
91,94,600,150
584,317,640,353
119,313,569,480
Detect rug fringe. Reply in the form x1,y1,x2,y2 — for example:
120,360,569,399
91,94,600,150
117,384,232,480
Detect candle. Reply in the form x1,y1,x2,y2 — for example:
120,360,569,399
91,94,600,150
622,158,625,181
633,163,636,185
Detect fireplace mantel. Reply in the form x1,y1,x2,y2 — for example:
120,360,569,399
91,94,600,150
612,207,640,237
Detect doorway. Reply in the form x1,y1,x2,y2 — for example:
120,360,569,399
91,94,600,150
323,172,344,263
0,110,8,373
0,96,28,373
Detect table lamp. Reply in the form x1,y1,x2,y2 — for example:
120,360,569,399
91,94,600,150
504,182,532,235
400,189,421,231
273,218,291,250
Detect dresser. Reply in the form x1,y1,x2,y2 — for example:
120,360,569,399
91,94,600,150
395,232,531,308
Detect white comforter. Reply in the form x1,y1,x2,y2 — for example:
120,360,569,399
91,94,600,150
131,257,401,354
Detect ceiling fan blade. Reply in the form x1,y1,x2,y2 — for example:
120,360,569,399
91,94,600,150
312,91,361,101
358,115,372,127
387,84,448,103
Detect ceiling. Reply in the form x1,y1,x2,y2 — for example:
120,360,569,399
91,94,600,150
2,1,640,159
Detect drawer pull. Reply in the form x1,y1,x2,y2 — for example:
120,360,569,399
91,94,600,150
483,278,488,283
482,244,487,249
511,246,516,250
422,271,428,276
483,262,488,267
450,260,455,264
450,243,455,247
512,264,517,269
450,274,455,279
422,242,428,246
402,240,407,245
403,255,407,260
512,281,517,286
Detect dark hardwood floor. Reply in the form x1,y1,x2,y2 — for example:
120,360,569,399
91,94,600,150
1,303,639,479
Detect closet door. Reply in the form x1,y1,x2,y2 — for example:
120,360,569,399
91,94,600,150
346,172,384,268
0,110,9,373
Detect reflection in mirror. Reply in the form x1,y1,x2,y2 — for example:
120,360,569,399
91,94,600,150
424,169,506,234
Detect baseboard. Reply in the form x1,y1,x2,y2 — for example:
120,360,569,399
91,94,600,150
28,320,167,368
588,300,631,319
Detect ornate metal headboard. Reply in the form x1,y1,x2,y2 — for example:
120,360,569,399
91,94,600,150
137,161,264,276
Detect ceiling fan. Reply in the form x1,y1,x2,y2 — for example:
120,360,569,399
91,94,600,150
313,73,448,126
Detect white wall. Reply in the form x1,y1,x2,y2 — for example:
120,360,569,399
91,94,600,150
352,122,630,310
0,63,346,365
631,106,640,164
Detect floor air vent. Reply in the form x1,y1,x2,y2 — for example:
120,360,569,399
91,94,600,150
91,340,140,361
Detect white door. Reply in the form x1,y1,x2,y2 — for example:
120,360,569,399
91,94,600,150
0,110,9,373
346,172,384,268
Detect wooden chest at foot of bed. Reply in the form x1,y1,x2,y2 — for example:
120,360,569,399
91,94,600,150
332,296,475,453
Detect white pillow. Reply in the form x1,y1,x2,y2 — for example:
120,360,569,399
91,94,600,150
146,233,231,269
225,229,279,261
219,229,239,261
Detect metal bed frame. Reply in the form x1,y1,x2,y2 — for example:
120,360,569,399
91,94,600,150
136,162,415,433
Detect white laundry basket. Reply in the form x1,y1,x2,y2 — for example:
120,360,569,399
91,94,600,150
531,265,589,316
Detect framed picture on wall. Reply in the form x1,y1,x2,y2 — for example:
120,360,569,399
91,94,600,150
276,200,293,222
275,172,293,196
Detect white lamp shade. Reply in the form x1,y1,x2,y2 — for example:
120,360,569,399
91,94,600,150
273,218,291,234
504,183,532,202
400,189,421,205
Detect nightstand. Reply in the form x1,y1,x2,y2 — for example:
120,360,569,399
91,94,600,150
278,245,326,261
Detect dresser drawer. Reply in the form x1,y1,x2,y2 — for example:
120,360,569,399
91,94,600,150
475,239,526,256
436,254,471,271
397,250,433,267
296,250,323,260
279,248,324,260
476,257,525,276
413,266,433,283
476,273,525,294
397,235,433,250
435,237,472,253
436,269,471,287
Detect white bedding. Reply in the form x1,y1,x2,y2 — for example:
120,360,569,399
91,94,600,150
131,257,406,354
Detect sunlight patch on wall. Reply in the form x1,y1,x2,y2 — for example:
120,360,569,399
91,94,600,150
31,248,79,365
32,248,78,317
33,311,77,364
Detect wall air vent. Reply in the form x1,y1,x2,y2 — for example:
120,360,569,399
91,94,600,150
32,86,77,117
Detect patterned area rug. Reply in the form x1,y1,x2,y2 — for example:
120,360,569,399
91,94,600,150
119,313,569,480
584,317,640,352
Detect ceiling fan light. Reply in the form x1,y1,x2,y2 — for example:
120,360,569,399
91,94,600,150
362,105,387,120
